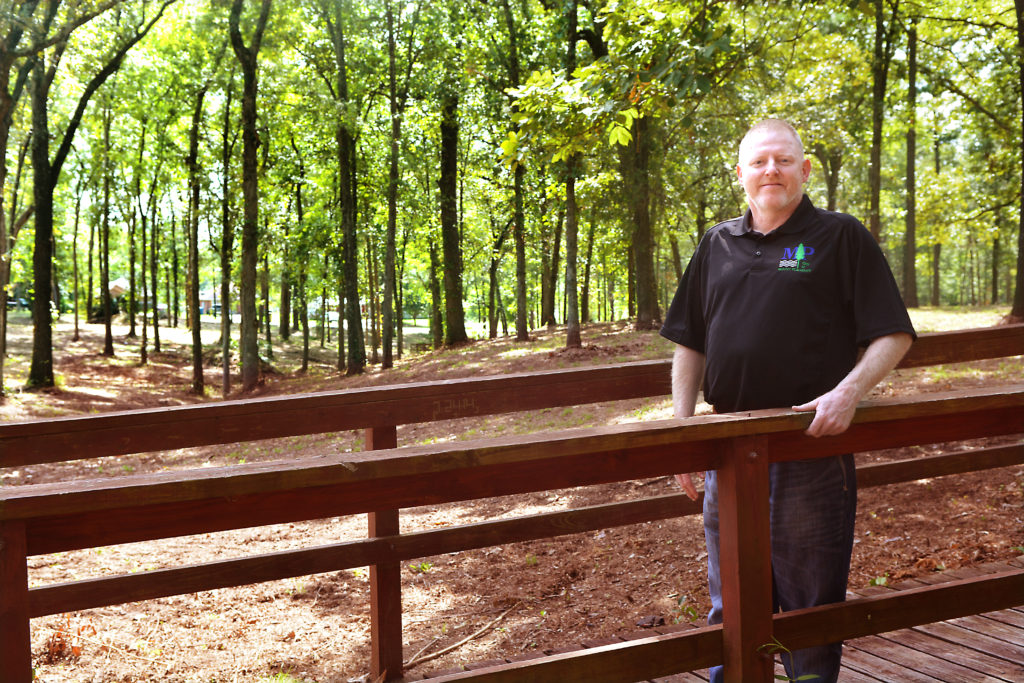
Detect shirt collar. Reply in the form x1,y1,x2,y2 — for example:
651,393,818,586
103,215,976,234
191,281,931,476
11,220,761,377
726,194,815,238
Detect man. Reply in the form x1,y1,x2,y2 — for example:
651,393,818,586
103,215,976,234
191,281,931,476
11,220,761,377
660,118,915,682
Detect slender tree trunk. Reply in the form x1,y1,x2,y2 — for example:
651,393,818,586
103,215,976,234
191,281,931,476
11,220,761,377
221,77,235,395
186,88,207,395
542,208,563,327
581,219,595,323
150,214,160,352
439,92,468,345
72,193,81,342
868,0,896,242
300,260,309,372
429,242,443,349
229,0,272,391
171,212,179,328
366,234,380,363
903,18,919,307
382,0,400,368
262,242,272,360
101,105,114,357
127,209,137,337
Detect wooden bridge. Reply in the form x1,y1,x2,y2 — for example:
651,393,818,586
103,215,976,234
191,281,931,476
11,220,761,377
1,324,1022,682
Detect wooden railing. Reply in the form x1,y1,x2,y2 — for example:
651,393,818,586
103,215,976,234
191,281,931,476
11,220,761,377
0,325,1022,682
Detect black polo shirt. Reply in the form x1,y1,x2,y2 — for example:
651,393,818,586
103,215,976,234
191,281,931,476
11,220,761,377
660,195,915,413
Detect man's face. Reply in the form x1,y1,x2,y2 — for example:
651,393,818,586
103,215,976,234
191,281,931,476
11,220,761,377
736,128,811,223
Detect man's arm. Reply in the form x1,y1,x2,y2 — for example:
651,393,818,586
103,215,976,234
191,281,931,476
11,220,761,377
671,343,705,500
793,331,913,438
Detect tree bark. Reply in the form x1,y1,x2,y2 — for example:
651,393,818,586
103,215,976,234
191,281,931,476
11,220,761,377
186,87,206,395
903,17,919,307
439,92,468,345
868,0,897,242
221,76,235,395
100,104,114,357
500,0,529,341
229,0,272,392
623,115,656,330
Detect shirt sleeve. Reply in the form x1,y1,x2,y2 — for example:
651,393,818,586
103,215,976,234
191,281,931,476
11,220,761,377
844,220,917,346
660,235,708,352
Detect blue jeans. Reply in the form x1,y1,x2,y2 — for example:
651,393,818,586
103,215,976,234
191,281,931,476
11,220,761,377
703,454,857,683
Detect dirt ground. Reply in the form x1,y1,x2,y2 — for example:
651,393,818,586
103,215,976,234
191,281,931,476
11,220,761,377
1,310,1021,683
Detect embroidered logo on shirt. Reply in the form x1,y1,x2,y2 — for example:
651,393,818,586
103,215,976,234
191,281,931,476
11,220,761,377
778,243,814,272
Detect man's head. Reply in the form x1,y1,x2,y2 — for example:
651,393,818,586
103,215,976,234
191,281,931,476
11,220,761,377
736,119,811,232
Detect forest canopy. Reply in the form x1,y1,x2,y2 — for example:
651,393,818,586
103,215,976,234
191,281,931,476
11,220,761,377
1,0,1021,394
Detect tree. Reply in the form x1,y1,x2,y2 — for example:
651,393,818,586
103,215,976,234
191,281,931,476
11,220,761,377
229,0,272,392
321,0,365,374
27,0,170,388
903,16,919,307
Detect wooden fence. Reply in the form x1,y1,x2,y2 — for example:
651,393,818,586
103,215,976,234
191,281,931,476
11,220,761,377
0,324,1022,682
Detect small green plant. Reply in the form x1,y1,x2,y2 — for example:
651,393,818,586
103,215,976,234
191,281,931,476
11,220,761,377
757,637,821,680
869,574,888,587
671,594,700,624
409,561,433,574
525,553,539,566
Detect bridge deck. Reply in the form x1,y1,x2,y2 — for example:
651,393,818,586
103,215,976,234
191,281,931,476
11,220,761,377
416,556,1024,682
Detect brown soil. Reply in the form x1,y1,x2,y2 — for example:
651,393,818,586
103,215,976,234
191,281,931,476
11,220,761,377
3,312,1021,683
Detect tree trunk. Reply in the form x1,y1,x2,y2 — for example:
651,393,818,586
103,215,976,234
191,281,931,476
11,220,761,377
581,219,595,323
28,54,54,386
220,78,235,396
186,88,206,395
100,104,114,358
812,144,842,212
439,92,468,345
868,0,896,242
1011,0,1024,320
229,0,272,392
623,115,656,329
322,4,365,374
150,211,160,352
903,18,919,307
542,208,563,327
429,242,443,349
383,0,399,368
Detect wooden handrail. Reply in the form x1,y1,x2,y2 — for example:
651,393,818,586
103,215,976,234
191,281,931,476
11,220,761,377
1,324,1020,468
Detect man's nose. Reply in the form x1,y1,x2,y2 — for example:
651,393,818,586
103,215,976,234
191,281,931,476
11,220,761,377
764,158,779,174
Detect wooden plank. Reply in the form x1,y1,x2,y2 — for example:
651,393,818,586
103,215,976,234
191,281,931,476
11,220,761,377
0,359,672,467
0,521,31,683
17,438,719,555
877,627,1024,680
857,443,1024,489
368,426,404,682
716,439,773,683
983,608,1024,631
27,493,700,617
772,570,1024,651
896,324,1024,368
0,324,1018,469
6,386,1021,542
910,620,1024,665
425,625,723,683
838,643,939,682
945,613,1024,647
845,635,1003,683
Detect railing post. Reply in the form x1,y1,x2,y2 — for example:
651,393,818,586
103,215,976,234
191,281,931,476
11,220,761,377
717,437,774,682
367,425,403,681
0,520,32,682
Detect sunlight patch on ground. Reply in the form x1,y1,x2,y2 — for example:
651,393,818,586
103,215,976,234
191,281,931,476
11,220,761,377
908,306,1010,333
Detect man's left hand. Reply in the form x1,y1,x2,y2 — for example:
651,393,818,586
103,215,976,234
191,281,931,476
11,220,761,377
792,385,858,438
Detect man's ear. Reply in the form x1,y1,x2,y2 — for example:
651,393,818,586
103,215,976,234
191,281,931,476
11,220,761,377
801,158,811,182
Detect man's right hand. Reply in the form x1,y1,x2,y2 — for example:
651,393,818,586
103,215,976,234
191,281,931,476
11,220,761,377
674,473,699,501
